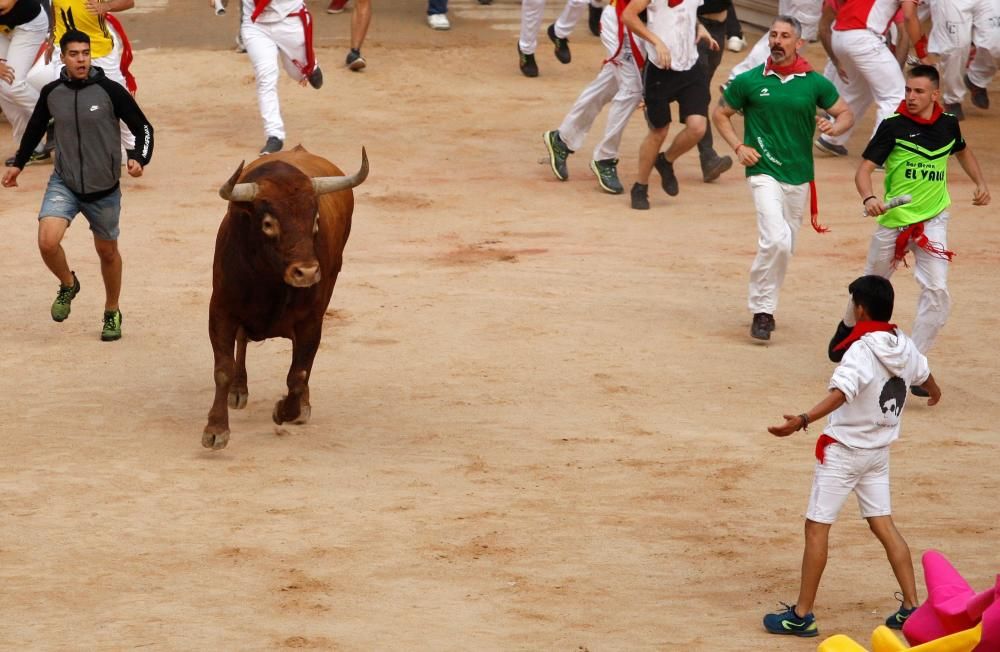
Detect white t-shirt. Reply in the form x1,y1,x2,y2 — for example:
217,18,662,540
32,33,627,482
242,0,304,23
643,0,703,71
824,329,930,449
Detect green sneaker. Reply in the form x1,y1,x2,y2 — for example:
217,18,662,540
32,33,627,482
51,272,81,322
101,309,123,342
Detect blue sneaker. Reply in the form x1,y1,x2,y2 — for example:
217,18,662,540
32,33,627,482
763,603,818,637
885,594,916,630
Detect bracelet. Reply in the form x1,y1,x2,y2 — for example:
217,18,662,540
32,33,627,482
862,195,877,204
798,413,810,431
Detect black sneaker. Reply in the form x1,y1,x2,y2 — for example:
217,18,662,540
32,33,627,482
751,312,772,340
763,603,818,637
588,3,601,36
346,49,367,71
518,45,538,78
5,150,51,167
630,182,649,210
547,24,571,64
944,102,965,121
259,136,283,156
965,75,989,109
814,136,848,156
653,153,678,196
590,158,624,194
910,384,930,398
701,154,732,183
307,67,323,89
543,130,572,181
828,320,852,362
885,594,916,630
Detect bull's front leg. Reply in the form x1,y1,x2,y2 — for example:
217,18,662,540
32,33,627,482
228,327,249,409
203,311,240,450
273,320,321,426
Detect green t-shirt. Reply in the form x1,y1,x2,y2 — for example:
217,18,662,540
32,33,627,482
723,65,840,185
861,109,965,228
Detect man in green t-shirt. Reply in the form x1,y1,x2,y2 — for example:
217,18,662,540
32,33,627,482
832,65,989,392
713,15,852,341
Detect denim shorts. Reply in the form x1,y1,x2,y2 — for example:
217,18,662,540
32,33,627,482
38,172,121,241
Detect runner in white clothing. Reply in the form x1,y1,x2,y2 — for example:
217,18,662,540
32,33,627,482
623,0,718,209
541,0,644,194
764,275,940,639
813,0,912,157
518,0,588,77
230,0,323,155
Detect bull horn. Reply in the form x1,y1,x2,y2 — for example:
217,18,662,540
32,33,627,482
218,161,260,202
311,147,369,196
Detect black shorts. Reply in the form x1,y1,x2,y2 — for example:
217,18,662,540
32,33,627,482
643,64,710,129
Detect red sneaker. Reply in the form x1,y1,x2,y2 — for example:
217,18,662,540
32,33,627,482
327,0,348,12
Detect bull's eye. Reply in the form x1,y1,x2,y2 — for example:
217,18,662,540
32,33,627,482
262,214,280,238
313,214,319,236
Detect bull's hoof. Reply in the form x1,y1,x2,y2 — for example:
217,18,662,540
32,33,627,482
292,405,311,425
272,397,304,425
228,388,248,409
202,428,230,450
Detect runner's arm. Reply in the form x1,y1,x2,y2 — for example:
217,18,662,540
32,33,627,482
954,148,990,206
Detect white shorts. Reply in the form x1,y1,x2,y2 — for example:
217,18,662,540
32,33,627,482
805,443,891,524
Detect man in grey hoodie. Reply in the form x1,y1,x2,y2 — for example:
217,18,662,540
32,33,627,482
2,29,153,342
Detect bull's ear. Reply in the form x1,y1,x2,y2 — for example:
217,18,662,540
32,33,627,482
218,161,246,201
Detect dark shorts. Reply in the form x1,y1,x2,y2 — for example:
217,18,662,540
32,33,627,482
643,64,710,129
38,172,122,241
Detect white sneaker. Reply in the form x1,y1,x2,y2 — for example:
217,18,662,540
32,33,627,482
427,13,450,30
726,35,747,53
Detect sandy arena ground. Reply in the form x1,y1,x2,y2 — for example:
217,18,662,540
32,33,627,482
1,2,998,649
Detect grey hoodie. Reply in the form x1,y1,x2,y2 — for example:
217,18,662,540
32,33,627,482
14,65,153,201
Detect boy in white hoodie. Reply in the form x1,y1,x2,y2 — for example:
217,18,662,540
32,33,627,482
762,275,941,638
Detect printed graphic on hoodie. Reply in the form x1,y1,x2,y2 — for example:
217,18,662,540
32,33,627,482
878,376,907,424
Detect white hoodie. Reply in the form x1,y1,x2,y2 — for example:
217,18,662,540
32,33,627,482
825,329,930,449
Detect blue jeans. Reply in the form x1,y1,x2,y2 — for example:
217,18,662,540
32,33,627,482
39,172,122,241
428,0,447,15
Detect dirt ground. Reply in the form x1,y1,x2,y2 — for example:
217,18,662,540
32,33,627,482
1,2,998,649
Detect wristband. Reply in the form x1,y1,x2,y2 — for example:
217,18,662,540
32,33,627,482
862,195,877,204
798,413,810,431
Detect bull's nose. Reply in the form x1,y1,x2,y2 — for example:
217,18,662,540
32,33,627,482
285,263,321,287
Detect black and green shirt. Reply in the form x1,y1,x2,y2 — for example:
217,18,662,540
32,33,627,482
862,108,965,228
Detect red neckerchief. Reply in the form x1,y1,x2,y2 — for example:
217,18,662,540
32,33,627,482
251,0,272,22
832,320,897,353
895,100,943,125
893,222,955,268
764,54,813,77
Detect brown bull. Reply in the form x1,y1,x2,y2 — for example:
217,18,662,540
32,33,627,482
203,145,368,450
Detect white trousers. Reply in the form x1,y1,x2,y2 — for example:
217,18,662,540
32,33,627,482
0,10,48,147
27,27,136,150
927,0,1000,104
824,29,904,148
727,0,820,80
842,212,951,354
557,7,643,161
967,45,997,88
519,0,588,55
242,13,313,140
747,174,808,315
